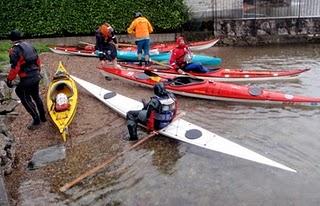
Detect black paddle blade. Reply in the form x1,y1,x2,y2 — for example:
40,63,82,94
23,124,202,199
104,92,117,99
144,70,159,77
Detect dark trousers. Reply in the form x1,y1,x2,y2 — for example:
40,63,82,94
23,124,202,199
184,63,209,73
15,80,46,123
99,43,117,61
126,110,145,140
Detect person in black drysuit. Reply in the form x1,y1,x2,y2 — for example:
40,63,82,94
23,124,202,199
126,83,177,141
95,22,118,65
6,30,46,130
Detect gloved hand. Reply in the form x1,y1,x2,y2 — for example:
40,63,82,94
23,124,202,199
6,80,13,88
177,69,186,75
170,64,176,70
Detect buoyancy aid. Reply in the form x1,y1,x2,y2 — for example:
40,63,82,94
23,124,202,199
16,42,39,75
170,46,193,69
152,95,176,129
18,42,38,63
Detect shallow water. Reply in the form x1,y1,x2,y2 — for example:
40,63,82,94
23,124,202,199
29,44,320,206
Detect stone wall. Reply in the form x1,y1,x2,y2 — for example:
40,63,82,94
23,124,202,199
214,18,320,46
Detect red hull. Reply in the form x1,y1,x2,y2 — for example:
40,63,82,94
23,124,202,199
122,38,220,52
119,62,310,82
98,66,320,107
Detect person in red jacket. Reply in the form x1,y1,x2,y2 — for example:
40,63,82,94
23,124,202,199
169,36,209,74
6,30,46,130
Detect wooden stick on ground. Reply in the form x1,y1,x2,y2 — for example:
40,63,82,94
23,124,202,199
59,112,185,193
59,131,157,192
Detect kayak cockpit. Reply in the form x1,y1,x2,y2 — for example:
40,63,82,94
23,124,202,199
168,76,205,86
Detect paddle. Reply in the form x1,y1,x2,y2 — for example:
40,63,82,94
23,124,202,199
79,41,136,48
59,112,185,192
150,60,171,69
78,41,95,47
143,70,198,86
118,43,137,48
150,60,198,78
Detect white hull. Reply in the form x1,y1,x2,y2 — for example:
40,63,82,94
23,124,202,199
189,39,220,51
49,47,71,55
71,75,296,173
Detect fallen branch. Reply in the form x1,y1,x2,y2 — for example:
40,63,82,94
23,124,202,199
59,111,185,192
59,131,157,192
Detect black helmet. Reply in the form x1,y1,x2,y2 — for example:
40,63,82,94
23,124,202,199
9,30,22,41
154,83,166,97
134,12,142,18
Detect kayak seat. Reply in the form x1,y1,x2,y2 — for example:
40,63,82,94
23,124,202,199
50,82,74,102
171,77,204,86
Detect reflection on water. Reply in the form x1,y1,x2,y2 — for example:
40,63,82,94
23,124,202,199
29,44,320,205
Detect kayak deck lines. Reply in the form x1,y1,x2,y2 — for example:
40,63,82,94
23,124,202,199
71,75,297,173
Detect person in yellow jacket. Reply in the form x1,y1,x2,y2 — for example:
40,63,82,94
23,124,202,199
127,12,153,66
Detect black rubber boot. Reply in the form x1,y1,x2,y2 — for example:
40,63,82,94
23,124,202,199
138,60,143,67
127,121,138,141
40,114,47,122
145,61,150,67
27,118,40,130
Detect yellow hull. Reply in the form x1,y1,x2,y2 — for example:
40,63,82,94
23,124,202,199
46,62,78,141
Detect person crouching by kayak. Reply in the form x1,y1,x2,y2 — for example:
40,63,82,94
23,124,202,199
126,83,177,141
95,22,120,68
127,12,153,67
169,36,209,74
6,30,46,130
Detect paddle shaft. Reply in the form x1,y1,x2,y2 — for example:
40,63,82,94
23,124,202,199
60,112,185,192
59,131,157,192
79,41,136,48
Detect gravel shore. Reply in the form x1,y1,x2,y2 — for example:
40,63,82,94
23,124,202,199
4,52,153,205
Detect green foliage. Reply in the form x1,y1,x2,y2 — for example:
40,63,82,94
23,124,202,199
0,0,189,39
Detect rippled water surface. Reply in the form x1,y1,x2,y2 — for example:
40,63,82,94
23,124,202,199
59,44,320,206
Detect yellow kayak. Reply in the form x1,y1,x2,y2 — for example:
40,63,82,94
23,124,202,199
47,62,78,141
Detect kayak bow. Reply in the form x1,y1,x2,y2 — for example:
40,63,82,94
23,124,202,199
71,75,296,173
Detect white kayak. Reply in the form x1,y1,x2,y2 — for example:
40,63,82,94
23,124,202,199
71,75,296,173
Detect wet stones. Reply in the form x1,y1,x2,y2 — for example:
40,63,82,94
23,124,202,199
0,117,15,175
27,145,66,170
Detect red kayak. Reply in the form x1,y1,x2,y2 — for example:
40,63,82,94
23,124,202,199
120,38,220,52
98,66,320,107
118,62,310,82
50,38,219,56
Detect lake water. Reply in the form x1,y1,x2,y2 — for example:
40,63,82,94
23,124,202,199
22,44,320,206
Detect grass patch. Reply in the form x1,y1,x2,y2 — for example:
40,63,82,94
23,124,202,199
0,41,49,65
33,42,50,53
